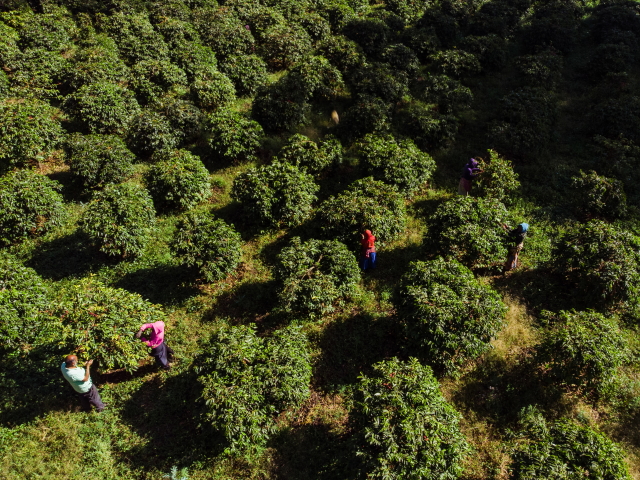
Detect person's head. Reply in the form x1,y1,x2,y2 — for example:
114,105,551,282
64,355,78,367
364,229,372,236
469,158,478,167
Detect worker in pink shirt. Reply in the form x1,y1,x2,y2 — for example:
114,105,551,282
136,320,174,370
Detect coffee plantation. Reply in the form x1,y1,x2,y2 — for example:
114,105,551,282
1,0,639,478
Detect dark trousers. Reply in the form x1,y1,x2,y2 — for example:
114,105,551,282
150,341,174,369
78,384,105,412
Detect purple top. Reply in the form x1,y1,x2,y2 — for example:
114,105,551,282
461,159,480,181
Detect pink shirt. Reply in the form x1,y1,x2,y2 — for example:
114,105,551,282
140,320,165,348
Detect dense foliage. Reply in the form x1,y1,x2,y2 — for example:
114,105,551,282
274,237,360,319
81,182,156,258
396,257,506,376
552,220,640,308
65,133,135,192
52,278,162,372
474,149,520,204
0,169,65,246
195,324,311,455
231,161,319,228
351,357,469,479
535,310,630,398
0,98,65,171
510,407,632,480
354,134,435,195
0,253,59,357
206,108,264,165
145,149,210,211
570,170,627,220
426,196,510,269
318,177,407,246
171,213,242,282
275,133,342,174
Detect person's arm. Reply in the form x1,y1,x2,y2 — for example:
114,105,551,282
136,323,153,339
83,359,93,382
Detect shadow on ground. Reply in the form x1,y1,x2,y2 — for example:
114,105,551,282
120,370,225,472
205,279,279,325
114,263,201,306
314,313,400,394
27,230,104,279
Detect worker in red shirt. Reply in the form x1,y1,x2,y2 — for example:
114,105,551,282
136,320,174,370
360,229,377,272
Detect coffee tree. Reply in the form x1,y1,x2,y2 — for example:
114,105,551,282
552,220,640,308
0,170,65,246
52,278,162,372
354,134,435,195
81,182,156,258
0,98,65,171
276,134,342,174
570,170,627,220
426,196,510,269
65,133,135,193
351,357,469,479
231,161,319,228
0,253,60,357
127,110,181,157
63,82,141,135
171,212,242,282
318,177,407,246
218,54,268,97
396,257,506,376
511,407,632,480
145,149,211,211
206,108,264,165
535,310,630,398
195,324,311,455
274,237,360,319
475,149,520,204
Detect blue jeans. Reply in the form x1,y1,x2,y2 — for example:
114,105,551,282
360,252,377,271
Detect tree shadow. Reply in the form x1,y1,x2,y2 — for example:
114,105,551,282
314,313,400,394
26,230,104,279
271,424,360,480
204,279,279,325
119,370,226,472
114,263,201,306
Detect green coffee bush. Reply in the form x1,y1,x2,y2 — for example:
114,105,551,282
475,149,520,204
552,220,640,308
460,34,508,71
490,87,557,157
192,6,255,59
285,55,345,102
338,94,392,142
348,63,408,103
591,96,640,145
195,324,311,455
516,49,563,89
191,68,236,111
7,47,69,100
511,407,632,480
0,98,65,170
316,34,365,74
535,310,629,398
418,74,473,114
0,170,65,246
298,11,331,43
63,82,141,135
354,134,435,195
218,54,268,97
128,59,188,105
382,43,420,74
255,21,313,70
127,110,180,157
98,11,170,64
430,49,481,77
343,18,390,58
145,149,211,211
275,237,360,318
52,278,162,372
570,170,627,220
318,177,407,246
152,97,203,145
65,133,135,193
81,182,156,258
0,253,60,357
396,258,506,375
395,102,458,150
64,34,130,90
231,161,319,228
206,108,264,165
171,212,242,282
426,196,510,269
276,134,342,174
351,357,469,479
252,80,310,132
15,9,75,52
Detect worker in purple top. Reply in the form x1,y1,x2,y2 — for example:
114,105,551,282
136,320,174,370
458,158,482,195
